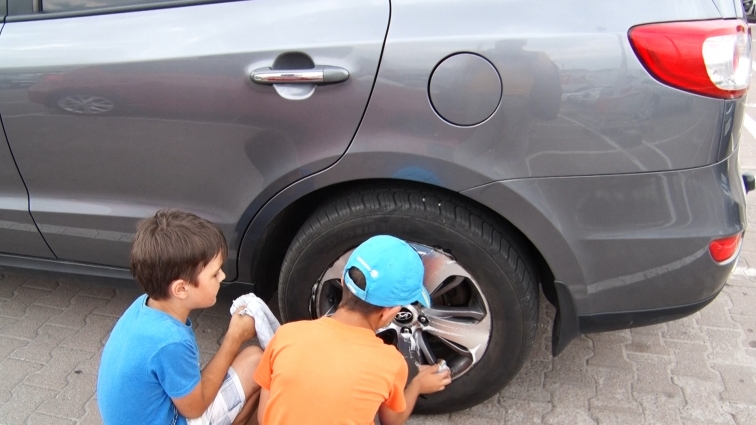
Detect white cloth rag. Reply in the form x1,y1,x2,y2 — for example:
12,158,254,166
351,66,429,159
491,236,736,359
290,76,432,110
229,293,280,349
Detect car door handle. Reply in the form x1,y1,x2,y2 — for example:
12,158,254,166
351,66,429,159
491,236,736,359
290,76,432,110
250,66,349,85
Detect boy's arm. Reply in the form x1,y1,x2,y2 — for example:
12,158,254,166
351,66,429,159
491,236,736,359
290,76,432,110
253,331,276,424
377,378,421,425
172,311,256,418
377,364,451,425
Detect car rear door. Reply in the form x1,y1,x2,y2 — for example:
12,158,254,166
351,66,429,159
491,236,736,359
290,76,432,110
0,0,389,278
0,1,56,259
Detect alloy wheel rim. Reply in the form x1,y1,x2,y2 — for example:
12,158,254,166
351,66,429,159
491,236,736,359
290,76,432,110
310,242,492,379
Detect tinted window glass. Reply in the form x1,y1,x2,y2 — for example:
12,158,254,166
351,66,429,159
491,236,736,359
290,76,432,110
42,0,168,12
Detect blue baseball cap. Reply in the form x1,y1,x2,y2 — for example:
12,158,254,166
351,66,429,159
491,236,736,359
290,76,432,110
342,235,430,308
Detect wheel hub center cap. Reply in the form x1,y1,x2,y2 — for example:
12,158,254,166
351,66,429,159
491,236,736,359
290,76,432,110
394,308,414,325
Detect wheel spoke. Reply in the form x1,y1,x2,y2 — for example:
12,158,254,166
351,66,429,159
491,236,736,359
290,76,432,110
423,312,490,362
318,279,344,317
434,333,472,358
323,303,338,317
326,279,343,291
319,249,354,284
415,329,437,365
432,276,466,298
423,306,485,321
422,254,471,296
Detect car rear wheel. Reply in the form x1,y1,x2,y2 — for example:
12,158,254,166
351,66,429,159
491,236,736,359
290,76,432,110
745,1,756,24
56,94,115,115
278,184,539,413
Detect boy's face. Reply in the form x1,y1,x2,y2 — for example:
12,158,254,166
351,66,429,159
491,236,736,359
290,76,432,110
186,252,225,309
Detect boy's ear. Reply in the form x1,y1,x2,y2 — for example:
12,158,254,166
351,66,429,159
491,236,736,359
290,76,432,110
169,279,190,300
380,306,402,323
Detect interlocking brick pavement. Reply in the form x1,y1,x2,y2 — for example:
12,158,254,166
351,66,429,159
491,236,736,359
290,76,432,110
0,228,754,425
4,64,756,425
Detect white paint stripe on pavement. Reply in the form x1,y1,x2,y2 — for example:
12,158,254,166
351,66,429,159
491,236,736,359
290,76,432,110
732,264,756,278
743,113,756,139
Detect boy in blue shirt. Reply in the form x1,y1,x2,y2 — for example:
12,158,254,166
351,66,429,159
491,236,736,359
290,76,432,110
98,209,262,425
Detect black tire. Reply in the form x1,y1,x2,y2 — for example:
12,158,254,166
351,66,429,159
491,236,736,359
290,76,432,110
278,184,539,413
745,1,756,23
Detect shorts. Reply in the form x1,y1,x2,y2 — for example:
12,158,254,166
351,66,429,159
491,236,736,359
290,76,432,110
186,367,246,425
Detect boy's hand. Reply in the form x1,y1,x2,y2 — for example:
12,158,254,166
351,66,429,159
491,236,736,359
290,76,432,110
181,307,258,418
379,362,452,425
411,363,452,394
226,306,257,343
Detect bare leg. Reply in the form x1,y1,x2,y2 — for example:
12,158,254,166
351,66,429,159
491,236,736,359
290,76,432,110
231,346,263,425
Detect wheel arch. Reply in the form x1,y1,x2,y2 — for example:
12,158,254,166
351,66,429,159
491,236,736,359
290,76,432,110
237,178,560,314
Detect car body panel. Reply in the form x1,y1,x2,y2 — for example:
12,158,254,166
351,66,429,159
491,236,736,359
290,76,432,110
348,0,727,187
720,99,746,161
719,0,745,16
238,136,746,317
0,0,389,277
238,0,747,318
462,146,745,315
0,119,55,258
0,0,748,352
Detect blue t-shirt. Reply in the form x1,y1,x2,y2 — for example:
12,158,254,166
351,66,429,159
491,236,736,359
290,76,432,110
98,294,201,425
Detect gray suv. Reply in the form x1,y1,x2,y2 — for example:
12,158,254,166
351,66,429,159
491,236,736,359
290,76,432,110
0,0,751,413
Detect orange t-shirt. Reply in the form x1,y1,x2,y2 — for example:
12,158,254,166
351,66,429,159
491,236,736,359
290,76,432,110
254,317,408,424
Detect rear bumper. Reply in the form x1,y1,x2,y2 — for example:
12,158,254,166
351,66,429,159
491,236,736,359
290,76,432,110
578,288,720,333
550,279,722,355
462,146,747,353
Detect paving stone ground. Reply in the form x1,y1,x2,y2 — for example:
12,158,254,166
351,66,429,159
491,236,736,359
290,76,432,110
4,248,756,425
4,53,756,425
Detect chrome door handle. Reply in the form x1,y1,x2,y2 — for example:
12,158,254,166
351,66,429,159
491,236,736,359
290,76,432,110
250,66,349,85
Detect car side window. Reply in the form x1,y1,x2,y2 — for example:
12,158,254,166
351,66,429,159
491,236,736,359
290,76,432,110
6,0,231,19
42,0,167,13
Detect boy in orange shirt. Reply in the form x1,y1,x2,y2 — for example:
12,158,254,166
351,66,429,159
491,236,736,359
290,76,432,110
254,235,451,424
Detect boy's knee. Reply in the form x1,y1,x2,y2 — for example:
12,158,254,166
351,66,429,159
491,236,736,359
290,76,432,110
232,346,264,397
235,345,263,369
245,345,263,362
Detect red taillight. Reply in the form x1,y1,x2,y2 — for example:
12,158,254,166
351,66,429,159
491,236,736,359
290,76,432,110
709,233,742,263
629,20,752,99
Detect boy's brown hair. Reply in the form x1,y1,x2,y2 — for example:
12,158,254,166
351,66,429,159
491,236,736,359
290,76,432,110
130,209,227,300
339,267,382,315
